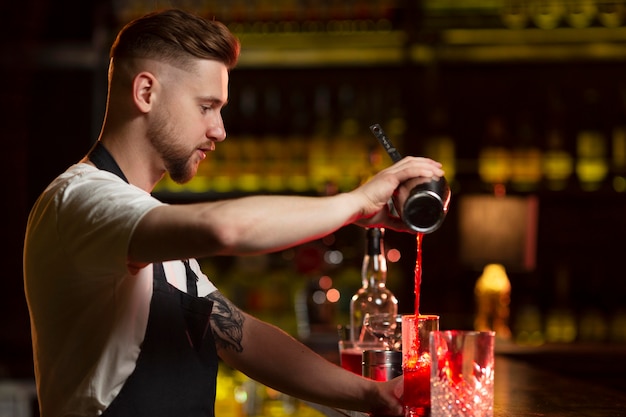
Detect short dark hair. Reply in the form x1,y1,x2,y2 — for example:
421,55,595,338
110,9,240,71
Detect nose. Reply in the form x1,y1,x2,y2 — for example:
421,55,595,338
208,115,226,143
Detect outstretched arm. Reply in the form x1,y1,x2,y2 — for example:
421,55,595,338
129,156,443,264
207,291,404,416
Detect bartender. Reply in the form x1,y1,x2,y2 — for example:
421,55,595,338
23,8,445,417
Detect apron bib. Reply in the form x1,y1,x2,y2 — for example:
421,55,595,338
89,142,218,417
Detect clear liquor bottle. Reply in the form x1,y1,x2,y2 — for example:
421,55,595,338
349,227,398,347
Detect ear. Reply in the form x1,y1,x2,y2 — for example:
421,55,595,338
132,72,157,113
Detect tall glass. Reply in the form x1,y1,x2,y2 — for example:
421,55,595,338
430,330,495,417
401,314,440,417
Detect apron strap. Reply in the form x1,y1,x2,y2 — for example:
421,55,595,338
88,141,129,183
88,141,168,284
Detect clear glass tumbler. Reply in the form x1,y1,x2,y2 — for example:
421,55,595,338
430,330,495,417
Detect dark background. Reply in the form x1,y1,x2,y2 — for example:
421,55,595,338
2,0,626,382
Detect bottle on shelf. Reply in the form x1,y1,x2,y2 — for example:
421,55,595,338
349,227,398,348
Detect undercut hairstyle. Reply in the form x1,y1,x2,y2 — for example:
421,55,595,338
110,8,240,71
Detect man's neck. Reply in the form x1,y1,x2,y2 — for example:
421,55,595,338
96,136,165,193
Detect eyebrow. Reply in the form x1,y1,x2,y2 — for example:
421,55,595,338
199,96,228,107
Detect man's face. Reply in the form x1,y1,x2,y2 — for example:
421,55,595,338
148,59,229,184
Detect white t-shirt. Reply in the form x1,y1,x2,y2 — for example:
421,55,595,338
23,163,217,417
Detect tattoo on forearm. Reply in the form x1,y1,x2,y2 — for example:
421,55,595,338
205,291,245,353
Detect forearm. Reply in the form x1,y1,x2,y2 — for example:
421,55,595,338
209,291,403,415
129,156,443,264
129,193,362,263
192,156,443,257
220,314,376,411
198,192,364,255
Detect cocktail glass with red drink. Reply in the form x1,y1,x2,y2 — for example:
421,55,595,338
339,340,387,376
402,314,439,416
338,340,363,375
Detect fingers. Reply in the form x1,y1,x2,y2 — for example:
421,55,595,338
375,378,404,416
395,156,445,179
356,212,414,234
352,155,446,227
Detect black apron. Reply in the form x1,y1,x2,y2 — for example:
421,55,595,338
89,142,218,417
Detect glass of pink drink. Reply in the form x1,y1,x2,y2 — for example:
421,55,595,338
339,340,364,375
402,314,439,417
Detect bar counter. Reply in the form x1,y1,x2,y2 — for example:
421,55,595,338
310,343,626,417
492,350,626,416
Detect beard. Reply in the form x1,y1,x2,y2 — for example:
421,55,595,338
147,112,197,184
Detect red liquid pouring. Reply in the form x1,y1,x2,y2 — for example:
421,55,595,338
414,232,423,316
403,234,434,415
406,233,425,359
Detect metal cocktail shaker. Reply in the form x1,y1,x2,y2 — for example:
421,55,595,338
370,124,451,234
393,175,451,234
362,349,402,381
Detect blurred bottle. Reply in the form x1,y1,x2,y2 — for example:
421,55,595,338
424,106,456,184
349,228,398,346
545,263,577,343
576,88,609,191
542,90,574,191
510,110,542,192
478,116,512,192
612,84,626,192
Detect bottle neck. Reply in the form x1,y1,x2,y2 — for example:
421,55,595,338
361,253,387,288
361,228,387,288
350,228,396,346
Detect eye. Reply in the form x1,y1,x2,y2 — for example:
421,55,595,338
201,105,211,113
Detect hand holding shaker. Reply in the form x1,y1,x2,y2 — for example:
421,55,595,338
369,124,451,234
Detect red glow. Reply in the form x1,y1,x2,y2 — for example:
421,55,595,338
318,275,332,290
494,183,506,197
387,248,401,262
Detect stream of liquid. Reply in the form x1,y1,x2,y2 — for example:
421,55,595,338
414,232,423,316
